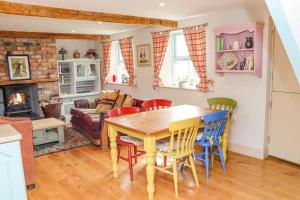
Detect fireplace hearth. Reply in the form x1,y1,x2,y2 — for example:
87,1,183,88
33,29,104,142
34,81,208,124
2,84,40,117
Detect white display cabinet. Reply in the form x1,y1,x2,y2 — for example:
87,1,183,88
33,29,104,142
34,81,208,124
57,59,101,121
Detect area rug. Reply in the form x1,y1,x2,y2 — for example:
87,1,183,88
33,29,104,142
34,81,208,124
34,128,91,157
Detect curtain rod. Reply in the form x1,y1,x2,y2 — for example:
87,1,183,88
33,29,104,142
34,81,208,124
151,22,208,34
109,36,133,42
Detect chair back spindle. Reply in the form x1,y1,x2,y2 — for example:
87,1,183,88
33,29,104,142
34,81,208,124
142,99,172,111
199,111,228,145
107,106,140,117
207,97,237,117
168,117,200,158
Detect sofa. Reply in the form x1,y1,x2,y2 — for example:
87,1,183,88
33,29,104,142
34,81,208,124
0,117,35,189
70,91,144,148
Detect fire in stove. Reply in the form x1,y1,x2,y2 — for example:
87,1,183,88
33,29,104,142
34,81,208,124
8,92,28,106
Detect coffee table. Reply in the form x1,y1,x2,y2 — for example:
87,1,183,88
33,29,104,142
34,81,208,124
32,118,65,145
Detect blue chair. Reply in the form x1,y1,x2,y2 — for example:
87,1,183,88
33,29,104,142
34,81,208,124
194,110,228,180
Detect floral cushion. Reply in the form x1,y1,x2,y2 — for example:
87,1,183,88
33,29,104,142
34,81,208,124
113,93,127,108
96,90,119,113
120,136,143,146
122,95,135,107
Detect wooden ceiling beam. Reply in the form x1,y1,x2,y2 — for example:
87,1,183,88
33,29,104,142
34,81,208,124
0,30,109,40
0,1,178,28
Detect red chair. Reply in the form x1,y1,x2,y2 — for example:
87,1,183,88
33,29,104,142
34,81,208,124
142,99,172,167
107,106,145,181
141,99,172,111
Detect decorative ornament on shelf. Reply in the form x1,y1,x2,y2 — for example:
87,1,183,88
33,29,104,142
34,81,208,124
245,54,254,70
218,52,238,70
245,37,254,49
240,58,247,70
216,37,224,51
233,40,241,50
85,49,97,59
73,50,80,58
58,48,67,60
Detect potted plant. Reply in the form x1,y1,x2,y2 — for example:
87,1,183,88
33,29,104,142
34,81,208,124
178,76,189,88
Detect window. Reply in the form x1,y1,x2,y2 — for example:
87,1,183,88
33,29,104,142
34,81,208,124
108,41,129,84
160,30,200,89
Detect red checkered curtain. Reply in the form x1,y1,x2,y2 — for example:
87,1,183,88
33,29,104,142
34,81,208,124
152,30,170,90
119,37,135,85
183,25,210,91
101,41,112,83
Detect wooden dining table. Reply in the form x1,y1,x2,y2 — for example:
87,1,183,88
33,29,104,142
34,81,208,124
105,105,228,200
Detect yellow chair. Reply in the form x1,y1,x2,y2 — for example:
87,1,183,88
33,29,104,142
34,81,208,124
156,117,200,197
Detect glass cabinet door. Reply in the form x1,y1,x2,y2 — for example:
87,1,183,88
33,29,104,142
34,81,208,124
87,62,97,78
76,63,86,79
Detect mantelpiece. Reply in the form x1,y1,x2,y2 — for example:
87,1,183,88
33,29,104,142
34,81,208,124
214,21,264,77
0,78,59,86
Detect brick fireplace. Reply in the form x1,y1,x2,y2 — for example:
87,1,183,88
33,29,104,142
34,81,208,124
0,37,59,116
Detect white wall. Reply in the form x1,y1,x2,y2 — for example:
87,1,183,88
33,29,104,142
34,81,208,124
56,39,98,60
103,6,271,159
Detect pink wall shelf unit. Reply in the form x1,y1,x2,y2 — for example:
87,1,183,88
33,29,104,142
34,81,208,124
213,22,264,77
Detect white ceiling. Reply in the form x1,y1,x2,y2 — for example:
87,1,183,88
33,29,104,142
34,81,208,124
4,0,264,20
0,0,265,35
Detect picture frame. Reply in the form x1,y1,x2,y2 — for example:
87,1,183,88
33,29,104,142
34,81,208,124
6,55,31,80
136,44,151,66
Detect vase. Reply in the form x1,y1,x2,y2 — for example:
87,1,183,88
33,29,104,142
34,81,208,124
245,37,253,49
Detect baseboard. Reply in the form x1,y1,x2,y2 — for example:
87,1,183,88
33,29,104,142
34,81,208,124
228,143,265,159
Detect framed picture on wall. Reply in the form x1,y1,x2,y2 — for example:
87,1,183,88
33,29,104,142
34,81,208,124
7,55,31,80
137,44,151,66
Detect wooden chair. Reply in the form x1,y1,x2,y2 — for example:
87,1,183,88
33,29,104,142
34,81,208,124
207,97,237,162
156,117,200,197
107,107,145,181
141,99,172,111
207,97,237,117
194,111,228,180
142,98,172,167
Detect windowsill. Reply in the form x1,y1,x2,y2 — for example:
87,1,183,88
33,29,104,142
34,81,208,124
160,85,197,91
105,82,136,87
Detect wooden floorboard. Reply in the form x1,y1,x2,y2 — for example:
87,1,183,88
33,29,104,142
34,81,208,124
27,145,300,200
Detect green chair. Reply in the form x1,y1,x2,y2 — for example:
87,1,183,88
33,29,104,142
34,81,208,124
207,97,237,162
207,97,237,117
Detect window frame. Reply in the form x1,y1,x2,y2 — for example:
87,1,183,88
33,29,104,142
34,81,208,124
115,41,125,79
108,40,129,84
170,30,198,87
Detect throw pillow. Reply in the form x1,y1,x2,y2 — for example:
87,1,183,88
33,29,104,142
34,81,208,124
96,90,119,113
113,93,127,108
122,95,135,107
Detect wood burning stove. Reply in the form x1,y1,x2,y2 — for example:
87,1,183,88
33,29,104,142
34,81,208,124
2,84,39,117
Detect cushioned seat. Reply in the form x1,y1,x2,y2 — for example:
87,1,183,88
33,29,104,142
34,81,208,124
70,108,98,119
156,139,180,153
196,132,203,141
82,113,100,130
119,136,143,146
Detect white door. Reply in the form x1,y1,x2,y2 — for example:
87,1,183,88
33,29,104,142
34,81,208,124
269,27,300,164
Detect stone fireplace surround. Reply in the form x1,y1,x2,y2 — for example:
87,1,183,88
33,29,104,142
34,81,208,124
0,37,59,116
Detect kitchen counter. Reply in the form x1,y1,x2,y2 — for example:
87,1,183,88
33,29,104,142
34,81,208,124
0,124,21,144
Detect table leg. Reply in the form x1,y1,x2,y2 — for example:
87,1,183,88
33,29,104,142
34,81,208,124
222,118,231,161
58,126,64,143
101,121,109,149
144,136,156,200
108,124,118,178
